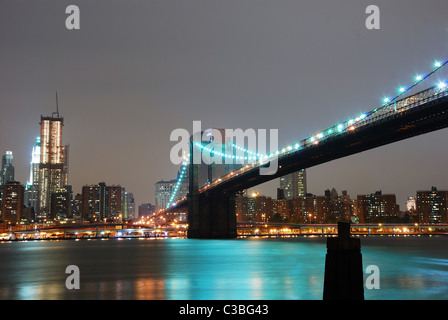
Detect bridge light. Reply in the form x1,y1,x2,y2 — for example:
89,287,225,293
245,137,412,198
360,114,367,119
337,124,344,132
435,61,442,68
416,75,423,81
399,87,406,93
383,97,390,103
438,82,447,89
317,133,324,139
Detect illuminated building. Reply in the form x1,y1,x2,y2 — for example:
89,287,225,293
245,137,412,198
50,188,72,220
72,193,83,218
1,151,14,186
62,144,69,187
127,192,135,220
121,189,135,220
25,137,41,212
37,106,68,220
81,182,122,221
155,179,177,211
279,169,307,199
275,199,291,221
416,187,448,224
406,196,416,212
236,193,275,223
1,181,24,224
106,185,122,219
324,189,353,222
138,203,155,218
291,195,330,223
357,191,398,223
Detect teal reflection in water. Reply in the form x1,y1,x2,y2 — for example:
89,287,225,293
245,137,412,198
162,238,326,300
0,236,447,300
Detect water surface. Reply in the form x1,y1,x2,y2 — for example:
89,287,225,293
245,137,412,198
0,236,447,300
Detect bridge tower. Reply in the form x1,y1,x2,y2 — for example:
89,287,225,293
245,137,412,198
187,134,237,239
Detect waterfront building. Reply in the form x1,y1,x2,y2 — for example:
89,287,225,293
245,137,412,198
138,203,155,218
236,193,274,223
357,191,398,223
121,188,135,220
81,182,122,221
416,187,448,224
1,181,24,224
72,193,82,218
121,189,135,220
50,187,72,220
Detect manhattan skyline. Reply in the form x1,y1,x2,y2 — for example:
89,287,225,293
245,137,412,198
1,0,448,209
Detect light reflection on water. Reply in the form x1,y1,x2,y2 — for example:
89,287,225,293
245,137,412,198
0,236,447,300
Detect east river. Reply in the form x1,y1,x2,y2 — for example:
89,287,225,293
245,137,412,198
0,235,447,300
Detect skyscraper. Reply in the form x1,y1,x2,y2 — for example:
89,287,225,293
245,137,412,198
37,105,67,221
1,151,14,186
279,169,307,199
25,137,41,212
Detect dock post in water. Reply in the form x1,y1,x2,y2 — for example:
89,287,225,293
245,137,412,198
323,222,364,300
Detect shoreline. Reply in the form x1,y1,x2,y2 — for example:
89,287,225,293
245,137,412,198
1,232,446,243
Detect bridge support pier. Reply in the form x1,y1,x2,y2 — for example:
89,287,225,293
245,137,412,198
323,222,364,300
187,192,237,239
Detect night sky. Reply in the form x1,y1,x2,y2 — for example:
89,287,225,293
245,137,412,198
1,0,448,209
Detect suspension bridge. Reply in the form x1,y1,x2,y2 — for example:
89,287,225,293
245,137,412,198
160,57,448,239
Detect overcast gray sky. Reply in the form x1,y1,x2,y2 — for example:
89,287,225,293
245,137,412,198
1,0,448,209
